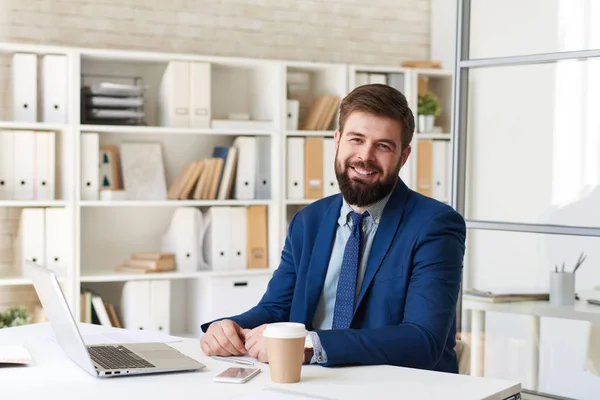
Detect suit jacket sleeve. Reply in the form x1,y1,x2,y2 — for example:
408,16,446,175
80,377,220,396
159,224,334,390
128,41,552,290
201,213,300,332
314,209,466,369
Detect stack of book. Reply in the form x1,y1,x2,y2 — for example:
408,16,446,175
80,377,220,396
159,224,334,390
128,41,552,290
80,289,122,327
115,252,176,274
300,94,341,130
167,146,238,201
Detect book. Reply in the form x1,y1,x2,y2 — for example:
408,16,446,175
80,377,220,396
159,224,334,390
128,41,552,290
0,345,32,366
130,252,175,261
463,288,549,303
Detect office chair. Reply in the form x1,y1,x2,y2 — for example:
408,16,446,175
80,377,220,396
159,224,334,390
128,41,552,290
454,339,471,375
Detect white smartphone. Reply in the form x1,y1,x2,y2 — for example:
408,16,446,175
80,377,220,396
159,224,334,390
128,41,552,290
213,367,261,384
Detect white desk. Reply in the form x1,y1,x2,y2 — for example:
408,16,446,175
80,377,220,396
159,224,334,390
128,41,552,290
0,323,520,400
463,291,600,392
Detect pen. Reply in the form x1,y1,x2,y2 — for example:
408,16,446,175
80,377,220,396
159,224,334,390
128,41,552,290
210,355,255,366
573,252,586,273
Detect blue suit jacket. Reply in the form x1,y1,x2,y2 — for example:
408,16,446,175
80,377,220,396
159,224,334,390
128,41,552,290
202,178,466,373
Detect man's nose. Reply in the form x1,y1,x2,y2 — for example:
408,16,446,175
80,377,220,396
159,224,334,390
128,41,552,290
357,144,376,162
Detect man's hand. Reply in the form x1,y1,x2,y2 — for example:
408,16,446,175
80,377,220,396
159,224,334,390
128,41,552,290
244,324,269,363
200,320,247,357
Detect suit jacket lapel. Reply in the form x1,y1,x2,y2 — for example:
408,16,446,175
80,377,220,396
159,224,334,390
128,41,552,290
354,179,409,313
304,196,341,330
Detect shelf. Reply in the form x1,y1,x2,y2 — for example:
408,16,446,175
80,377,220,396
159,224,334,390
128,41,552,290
0,276,31,287
0,200,68,207
79,200,273,207
462,293,600,324
286,130,335,137
0,275,68,287
0,121,69,131
285,199,318,205
415,133,452,140
80,268,274,283
79,125,273,136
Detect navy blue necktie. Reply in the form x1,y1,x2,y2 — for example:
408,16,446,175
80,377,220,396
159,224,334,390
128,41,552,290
332,211,367,329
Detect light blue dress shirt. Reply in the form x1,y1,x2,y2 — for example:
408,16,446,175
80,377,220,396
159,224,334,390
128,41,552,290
307,191,392,364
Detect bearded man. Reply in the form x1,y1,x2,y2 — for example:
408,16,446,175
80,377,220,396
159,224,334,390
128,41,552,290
200,84,467,374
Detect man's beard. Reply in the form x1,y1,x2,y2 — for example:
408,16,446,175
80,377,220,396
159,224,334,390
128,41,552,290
335,156,400,207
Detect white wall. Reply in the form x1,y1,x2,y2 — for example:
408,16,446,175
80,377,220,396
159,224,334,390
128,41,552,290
430,0,457,70
461,1,600,398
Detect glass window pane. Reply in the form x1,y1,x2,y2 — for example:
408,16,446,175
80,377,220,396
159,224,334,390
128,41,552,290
464,229,599,292
469,0,600,59
465,59,600,228
462,229,600,398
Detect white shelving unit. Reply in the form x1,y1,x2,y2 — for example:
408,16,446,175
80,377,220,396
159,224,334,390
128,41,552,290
0,42,454,336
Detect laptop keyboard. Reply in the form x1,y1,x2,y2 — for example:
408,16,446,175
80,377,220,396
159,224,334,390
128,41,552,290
88,345,155,370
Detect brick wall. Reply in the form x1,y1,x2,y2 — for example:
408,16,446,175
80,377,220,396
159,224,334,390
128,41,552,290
0,207,21,276
0,0,430,66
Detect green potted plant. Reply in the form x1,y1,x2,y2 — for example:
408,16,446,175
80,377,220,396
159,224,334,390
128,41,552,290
417,92,441,133
0,306,32,328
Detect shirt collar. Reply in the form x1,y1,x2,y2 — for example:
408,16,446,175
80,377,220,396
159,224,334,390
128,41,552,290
337,188,394,227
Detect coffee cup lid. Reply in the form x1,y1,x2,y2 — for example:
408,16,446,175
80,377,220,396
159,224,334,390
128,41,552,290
263,322,307,339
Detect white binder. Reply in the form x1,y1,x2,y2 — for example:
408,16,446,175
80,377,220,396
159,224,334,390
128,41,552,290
80,133,99,200
322,138,339,197
34,131,55,201
286,137,305,199
14,208,45,270
160,207,209,273
13,131,35,201
254,137,271,200
368,73,387,85
44,208,68,277
354,72,369,87
432,140,448,201
41,55,68,123
286,100,299,131
203,207,232,271
0,131,15,200
150,280,171,333
233,137,256,200
12,53,37,122
189,62,211,128
158,61,190,128
120,281,151,331
229,207,247,270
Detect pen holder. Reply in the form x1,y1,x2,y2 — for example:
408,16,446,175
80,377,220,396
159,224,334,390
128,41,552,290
550,271,575,307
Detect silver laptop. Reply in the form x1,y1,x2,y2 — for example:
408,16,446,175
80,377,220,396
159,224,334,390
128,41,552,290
25,260,206,377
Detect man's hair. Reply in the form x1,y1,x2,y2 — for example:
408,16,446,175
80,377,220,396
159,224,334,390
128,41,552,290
337,84,415,151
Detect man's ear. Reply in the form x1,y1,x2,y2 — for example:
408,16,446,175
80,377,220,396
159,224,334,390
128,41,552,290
334,129,341,151
400,145,412,168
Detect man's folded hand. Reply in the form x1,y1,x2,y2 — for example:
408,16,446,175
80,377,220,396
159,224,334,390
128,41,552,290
200,320,247,357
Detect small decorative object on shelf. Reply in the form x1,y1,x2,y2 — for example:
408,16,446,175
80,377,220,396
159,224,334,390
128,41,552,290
114,252,176,274
417,91,441,133
0,306,31,328
99,145,122,191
